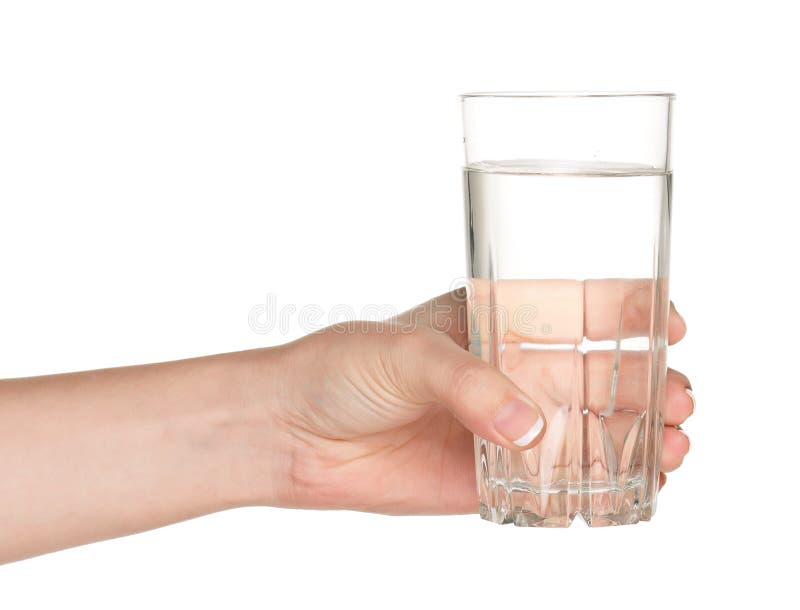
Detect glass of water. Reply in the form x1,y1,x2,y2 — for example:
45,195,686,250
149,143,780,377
462,92,674,526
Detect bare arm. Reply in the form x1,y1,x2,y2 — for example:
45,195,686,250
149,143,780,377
0,349,288,564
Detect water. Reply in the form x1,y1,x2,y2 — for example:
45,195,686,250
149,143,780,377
464,160,671,526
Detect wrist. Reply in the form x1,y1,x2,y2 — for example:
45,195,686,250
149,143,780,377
213,345,298,509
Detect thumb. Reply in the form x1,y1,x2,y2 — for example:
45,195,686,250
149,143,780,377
402,331,547,451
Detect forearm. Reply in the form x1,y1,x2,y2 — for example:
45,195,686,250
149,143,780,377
0,348,290,563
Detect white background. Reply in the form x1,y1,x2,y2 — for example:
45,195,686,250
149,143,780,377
1,1,797,607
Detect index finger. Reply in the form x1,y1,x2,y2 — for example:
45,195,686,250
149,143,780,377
469,279,685,345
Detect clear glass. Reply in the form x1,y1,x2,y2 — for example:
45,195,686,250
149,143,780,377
462,92,673,526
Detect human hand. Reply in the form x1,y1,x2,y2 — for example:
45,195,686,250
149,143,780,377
258,287,692,515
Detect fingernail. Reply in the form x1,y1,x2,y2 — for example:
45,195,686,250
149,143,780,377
685,388,695,414
494,399,544,447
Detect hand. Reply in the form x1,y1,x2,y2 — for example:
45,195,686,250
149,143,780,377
264,288,692,515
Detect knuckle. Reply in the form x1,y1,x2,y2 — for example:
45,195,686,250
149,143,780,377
385,328,434,377
392,326,435,352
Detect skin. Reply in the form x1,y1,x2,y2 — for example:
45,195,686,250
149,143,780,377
0,290,692,564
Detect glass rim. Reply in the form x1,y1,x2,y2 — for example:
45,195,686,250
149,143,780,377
460,91,675,99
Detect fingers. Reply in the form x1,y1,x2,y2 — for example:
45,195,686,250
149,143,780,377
584,356,692,425
470,278,684,345
585,280,684,345
490,338,694,477
668,302,687,345
398,288,691,471
494,345,694,424
661,426,690,472
400,331,547,451
584,350,648,414
665,369,694,426
399,282,686,351
583,279,656,342
472,279,584,344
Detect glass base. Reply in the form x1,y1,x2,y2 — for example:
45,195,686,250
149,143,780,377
479,498,654,528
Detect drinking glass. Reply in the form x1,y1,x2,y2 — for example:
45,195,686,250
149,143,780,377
462,92,674,526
